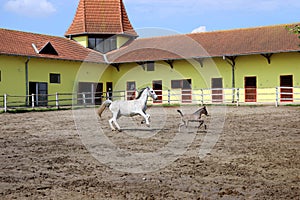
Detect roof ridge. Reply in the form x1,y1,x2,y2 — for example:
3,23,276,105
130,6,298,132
0,28,66,39
134,33,186,41
187,22,300,36
131,22,300,41
119,0,124,33
83,0,87,33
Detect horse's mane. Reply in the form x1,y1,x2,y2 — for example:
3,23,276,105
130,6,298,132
193,107,206,115
136,88,147,99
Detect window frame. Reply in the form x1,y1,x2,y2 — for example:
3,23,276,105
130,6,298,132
146,61,155,71
171,79,191,89
49,73,61,84
88,35,117,53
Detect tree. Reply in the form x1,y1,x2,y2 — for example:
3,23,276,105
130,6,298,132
286,24,300,38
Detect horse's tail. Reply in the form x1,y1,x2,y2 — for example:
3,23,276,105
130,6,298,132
97,100,112,118
177,110,184,117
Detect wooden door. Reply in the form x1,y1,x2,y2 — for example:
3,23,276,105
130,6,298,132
153,80,162,103
29,82,48,106
106,82,113,100
78,82,102,105
182,79,192,103
126,81,136,100
245,77,257,102
280,75,293,102
95,83,103,105
212,78,223,103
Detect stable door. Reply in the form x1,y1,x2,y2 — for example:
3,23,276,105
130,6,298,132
280,75,293,102
212,78,223,103
78,82,103,105
245,77,257,102
152,80,162,103
29,82,48,106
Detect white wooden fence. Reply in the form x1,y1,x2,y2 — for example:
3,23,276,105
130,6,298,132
1,87,299,112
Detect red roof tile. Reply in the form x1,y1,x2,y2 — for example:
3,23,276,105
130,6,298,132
65,0,137,37
1,24,299,64
0,28,105,63
107,23,300,63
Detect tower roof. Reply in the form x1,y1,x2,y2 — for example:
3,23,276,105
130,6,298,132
65,0,137,37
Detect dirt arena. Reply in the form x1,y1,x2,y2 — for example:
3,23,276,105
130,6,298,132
0,106,299,199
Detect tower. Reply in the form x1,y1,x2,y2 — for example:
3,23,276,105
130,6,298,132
65,0,137,53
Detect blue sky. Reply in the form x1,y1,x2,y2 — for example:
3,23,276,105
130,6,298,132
0,0,299,37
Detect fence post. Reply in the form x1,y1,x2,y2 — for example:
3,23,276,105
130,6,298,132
82,93,86,106
31,94,35,108
236,88,240,107
56,92,59,109
168,90,170,105
201,89,204,105
4,94,7,113
275,87,279,107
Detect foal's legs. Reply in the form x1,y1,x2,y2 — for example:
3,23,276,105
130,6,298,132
178,120,186,132
198,120,207,130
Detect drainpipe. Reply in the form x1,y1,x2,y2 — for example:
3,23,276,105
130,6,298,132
25,57,30,106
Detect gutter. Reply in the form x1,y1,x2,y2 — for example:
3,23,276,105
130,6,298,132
25,57,30,106
103,54,109,64
0,53,106,64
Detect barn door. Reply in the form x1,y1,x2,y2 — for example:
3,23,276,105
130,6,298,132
212,78,223,103
182,79,192,103
245,77,257,102
280,75,293,102
126,81,136,100
106,82,113,100
29,82,48,106
153,80,162,103
95,83,103,105
78,82,103,105
171,79,192,103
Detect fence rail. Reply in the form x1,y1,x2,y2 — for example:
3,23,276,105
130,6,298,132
1,87,300,112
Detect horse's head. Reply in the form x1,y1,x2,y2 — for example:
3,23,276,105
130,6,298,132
147,87,158,100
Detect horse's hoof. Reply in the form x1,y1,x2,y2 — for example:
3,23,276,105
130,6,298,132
118,129,122,132
146,124,150,127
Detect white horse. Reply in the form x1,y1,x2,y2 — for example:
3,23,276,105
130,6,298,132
97,87,158,131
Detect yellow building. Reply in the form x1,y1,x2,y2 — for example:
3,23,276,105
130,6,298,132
0,0,299,108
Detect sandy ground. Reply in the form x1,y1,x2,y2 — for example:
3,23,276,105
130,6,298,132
0,106,299,199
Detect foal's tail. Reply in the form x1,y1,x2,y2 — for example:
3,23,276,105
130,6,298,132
97,100,112,118
177,110,184,117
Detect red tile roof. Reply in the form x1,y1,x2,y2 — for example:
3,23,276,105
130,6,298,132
65,0,137,37
1,24,299,64
107,23,300,63
0,29,104,63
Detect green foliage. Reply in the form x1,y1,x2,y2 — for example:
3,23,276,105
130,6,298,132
286,24,300,39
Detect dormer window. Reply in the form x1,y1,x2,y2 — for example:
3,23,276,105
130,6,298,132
32,42,58,55
39,42,58,55
88,35,117,53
